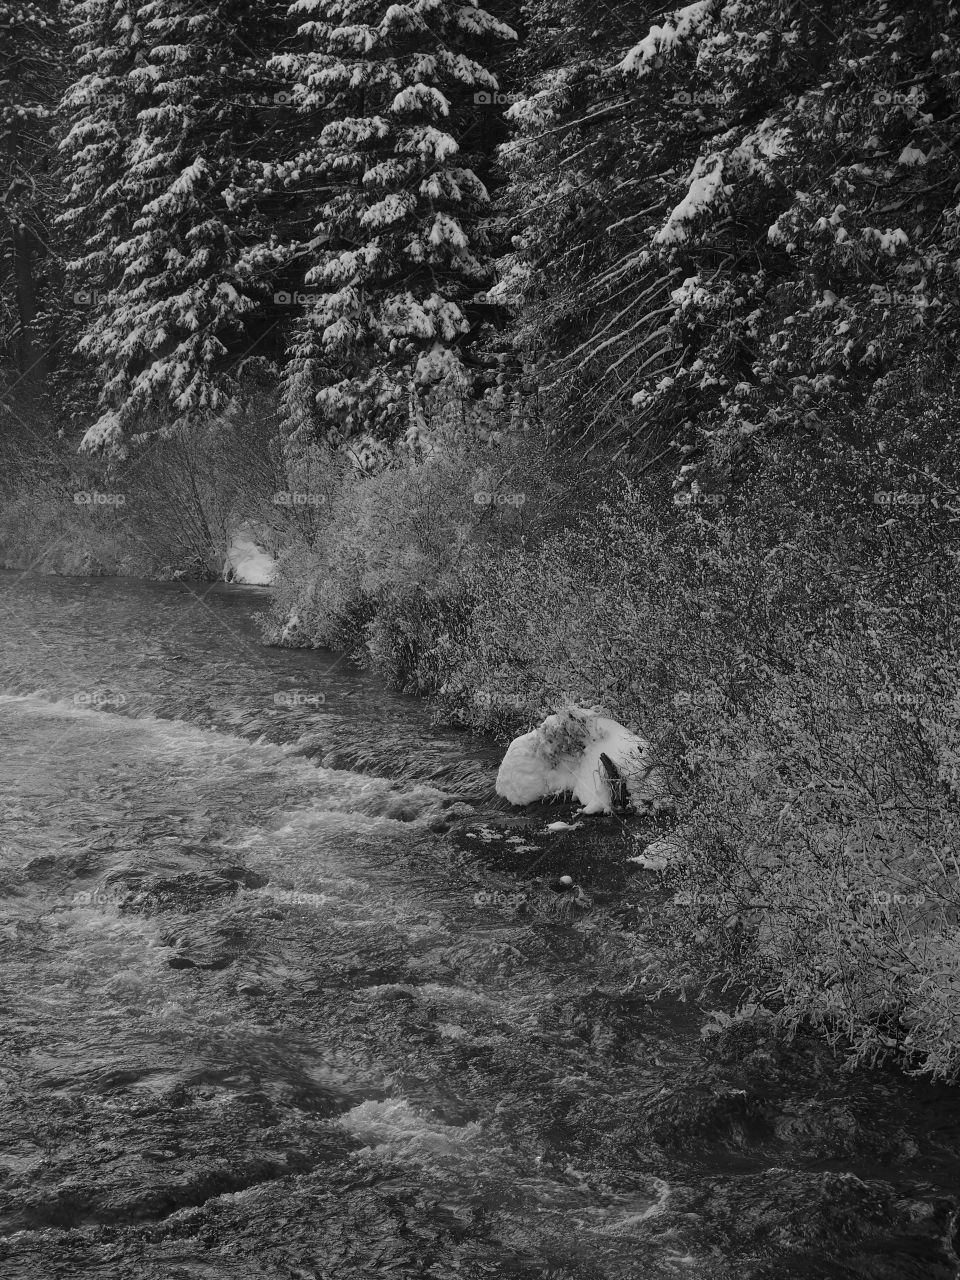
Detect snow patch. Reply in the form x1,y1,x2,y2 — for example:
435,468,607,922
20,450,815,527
628,834,686,870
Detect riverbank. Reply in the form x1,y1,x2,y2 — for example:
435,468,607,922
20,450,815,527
259,430,960,1084
3,416,960,1084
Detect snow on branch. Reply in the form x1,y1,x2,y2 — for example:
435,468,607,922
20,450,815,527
655,119,790,245
391,83,450,116
655,153,725,245
618,0,716,76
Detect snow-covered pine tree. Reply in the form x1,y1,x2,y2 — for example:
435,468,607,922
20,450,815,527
610,0,960,488
492,0,680,463
61,0,295,452
271,0,516,452
499,0,960,491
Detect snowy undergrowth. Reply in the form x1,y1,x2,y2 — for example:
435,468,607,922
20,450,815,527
0,396,285,579
431,448,960,1080
265,412,960,1077
262,422,588,693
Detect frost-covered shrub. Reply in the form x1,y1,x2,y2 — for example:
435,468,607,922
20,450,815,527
678,636,960,1078
0,391,284,576
435,454,960,1077
0,423,150,574
263,420,588,688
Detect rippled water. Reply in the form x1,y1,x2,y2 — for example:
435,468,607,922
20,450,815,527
1,571,959,1280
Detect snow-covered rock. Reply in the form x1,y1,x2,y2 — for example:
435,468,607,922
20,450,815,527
495,706,670,815
224,523,276,585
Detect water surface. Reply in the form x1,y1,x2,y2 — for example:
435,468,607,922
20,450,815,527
1,571,958,1280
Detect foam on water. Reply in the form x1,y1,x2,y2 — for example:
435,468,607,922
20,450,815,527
340,1097,484,1160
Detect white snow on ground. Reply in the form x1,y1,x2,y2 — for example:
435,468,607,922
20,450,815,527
495,706,670,815
224,524,276,585
628,833,686,870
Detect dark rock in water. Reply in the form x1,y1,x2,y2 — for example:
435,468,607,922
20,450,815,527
673,1168,960,1280
105,867,267,914
168,952,234,971
23,856,58,882
218,865,269,890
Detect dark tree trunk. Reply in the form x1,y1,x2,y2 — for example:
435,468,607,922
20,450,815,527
5,117,46,394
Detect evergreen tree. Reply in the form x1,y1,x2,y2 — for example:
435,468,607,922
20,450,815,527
61,0,295,451
491,0,678,461
615,1,960,483
271,0,516,449
497,0,960,486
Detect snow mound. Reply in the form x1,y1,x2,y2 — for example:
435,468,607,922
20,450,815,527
224,523,276,585
495,706,670,815
628,834,685,870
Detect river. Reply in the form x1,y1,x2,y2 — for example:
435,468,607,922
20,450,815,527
1,571,958,1279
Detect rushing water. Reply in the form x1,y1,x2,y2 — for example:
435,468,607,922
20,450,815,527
1,571,959,1280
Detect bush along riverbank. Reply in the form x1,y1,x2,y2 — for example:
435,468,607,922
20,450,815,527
0,392,288,581
262,407,960,1083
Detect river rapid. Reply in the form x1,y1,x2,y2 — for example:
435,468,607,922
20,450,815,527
1,571,959,1280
